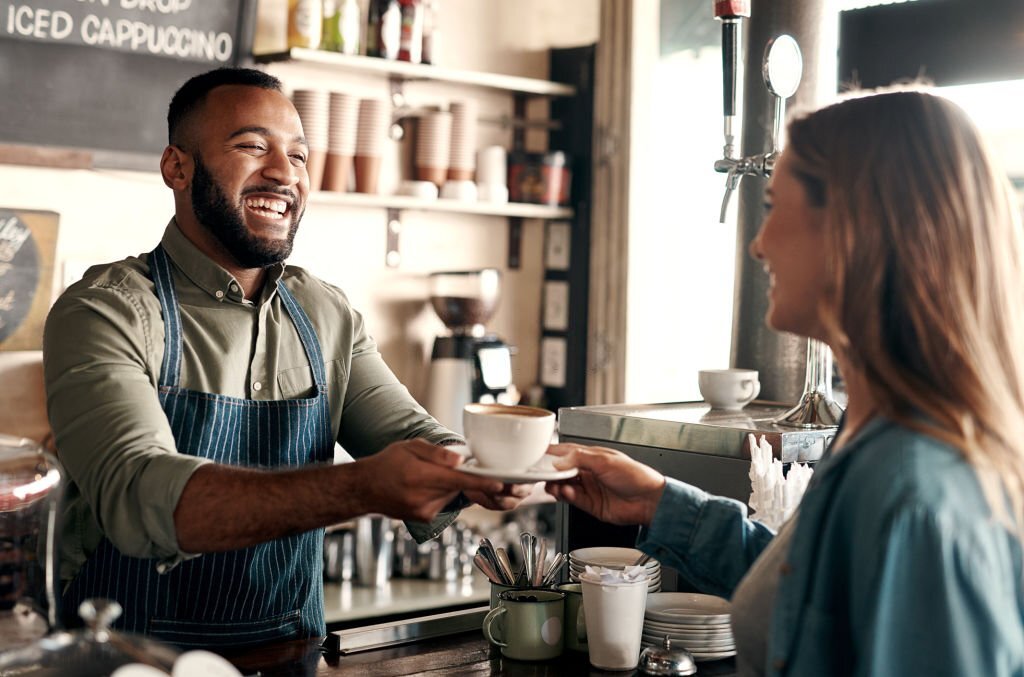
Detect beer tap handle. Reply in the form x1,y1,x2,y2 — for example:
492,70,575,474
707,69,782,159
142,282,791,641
714,0,751,160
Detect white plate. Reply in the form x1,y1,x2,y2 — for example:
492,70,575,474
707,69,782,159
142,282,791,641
449,446,578,483
569,547,656,566
644,621,733,636
641,641,736,663
645,592,731,624
641,632,735,649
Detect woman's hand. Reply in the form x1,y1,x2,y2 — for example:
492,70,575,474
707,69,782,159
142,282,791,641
545,444,666,527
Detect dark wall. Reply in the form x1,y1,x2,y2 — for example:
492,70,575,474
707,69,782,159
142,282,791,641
840,0,1024,88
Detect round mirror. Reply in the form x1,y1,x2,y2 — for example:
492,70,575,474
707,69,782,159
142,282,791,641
763,34,802,98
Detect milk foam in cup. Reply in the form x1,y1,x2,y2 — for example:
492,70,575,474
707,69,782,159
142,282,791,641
462,403,555,471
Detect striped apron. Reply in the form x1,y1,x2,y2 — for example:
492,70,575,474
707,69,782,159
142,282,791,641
63,245,334,648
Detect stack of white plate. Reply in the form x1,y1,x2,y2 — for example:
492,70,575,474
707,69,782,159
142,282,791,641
642,592,735,662
568,547,661,592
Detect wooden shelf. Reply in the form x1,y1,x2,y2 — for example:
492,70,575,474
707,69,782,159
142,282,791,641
254,48,577,98
309,191,574,219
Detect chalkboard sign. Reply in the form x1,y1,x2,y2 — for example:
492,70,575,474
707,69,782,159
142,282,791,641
0,208,59,351
0,0,257,163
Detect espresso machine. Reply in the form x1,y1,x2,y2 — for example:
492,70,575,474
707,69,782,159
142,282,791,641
424,270,514,435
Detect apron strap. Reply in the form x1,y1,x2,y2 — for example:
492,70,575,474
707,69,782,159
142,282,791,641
149,245,183,387
276,279,328,391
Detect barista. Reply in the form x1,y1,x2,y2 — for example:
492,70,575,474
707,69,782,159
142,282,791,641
42,67,527,647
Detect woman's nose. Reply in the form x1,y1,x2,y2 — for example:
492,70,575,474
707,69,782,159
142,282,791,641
749,230,764,261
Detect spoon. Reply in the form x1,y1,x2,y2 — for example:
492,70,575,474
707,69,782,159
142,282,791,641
633,552,653,567
534,538,547,586
472,552,501,584
520,532,534,586
495,547,517,585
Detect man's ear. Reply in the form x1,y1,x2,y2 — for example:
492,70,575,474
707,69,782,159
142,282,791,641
160,145,192,190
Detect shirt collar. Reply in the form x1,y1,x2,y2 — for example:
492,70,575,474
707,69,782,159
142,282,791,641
159,218,286,304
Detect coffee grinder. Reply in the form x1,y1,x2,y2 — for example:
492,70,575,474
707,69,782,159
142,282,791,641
425,269,514,434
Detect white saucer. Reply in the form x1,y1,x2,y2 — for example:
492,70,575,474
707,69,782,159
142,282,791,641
449,445,578,483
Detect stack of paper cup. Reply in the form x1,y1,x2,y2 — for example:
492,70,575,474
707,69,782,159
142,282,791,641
476,146,508,204
447,99,478,181
415,110,452,188
323,91,359,192
291,89,329,191
355,98,389,194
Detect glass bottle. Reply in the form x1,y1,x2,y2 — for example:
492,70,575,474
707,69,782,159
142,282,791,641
321,0,341,51
366,0,401,60
421,0,439,65
288,0,323,49
338,0,361,56
398,0,423,64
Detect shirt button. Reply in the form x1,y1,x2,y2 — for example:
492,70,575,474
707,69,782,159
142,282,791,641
252,381,262,392
215,290,225,299
230,283,239,292
779,562,793,576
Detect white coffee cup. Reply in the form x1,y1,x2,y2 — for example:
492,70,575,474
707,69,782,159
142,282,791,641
698,368,760,411
579,574,648,671
463,403,555,471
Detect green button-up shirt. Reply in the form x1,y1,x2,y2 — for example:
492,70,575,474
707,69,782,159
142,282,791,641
44,221,460,583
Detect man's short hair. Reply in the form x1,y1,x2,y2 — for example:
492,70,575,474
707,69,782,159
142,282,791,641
167,67,283,147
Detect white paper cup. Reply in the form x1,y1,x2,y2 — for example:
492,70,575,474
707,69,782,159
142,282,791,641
580,575,648,671
477,146,507,186
463,403,554,471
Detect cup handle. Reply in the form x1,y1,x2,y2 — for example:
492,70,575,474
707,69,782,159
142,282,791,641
576,600,587,644
482,606,508,648
739,379,761,402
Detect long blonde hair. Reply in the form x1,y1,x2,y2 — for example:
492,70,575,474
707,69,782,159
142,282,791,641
788,89,1024,530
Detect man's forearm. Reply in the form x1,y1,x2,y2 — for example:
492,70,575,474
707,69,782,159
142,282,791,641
173,462,369,553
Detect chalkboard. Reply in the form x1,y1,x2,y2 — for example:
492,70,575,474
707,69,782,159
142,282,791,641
0,0,258,164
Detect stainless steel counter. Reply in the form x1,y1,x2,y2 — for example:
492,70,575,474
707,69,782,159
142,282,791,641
555,401,838,574
558,400,837,463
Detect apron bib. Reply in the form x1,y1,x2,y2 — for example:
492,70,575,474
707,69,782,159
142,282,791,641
63,245,334,648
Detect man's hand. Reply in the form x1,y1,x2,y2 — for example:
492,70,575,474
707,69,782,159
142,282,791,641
545,444,666,527
464,483,536,511
351,439,504,523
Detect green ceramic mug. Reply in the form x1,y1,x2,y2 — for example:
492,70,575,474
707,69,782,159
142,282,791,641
555,582,587,651
489,582,517,610
483,589,565,661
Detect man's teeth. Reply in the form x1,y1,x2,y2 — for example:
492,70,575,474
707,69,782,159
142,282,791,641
245,197,288,216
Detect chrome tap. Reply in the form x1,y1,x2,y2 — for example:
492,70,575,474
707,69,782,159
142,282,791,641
714,28,801,223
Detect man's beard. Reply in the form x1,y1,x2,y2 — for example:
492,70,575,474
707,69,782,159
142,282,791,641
190,155,302,269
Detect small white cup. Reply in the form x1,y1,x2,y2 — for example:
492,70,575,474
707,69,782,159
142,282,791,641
397,180,439,200
477,183,509,204
440,180,478,201
463,403,555,471
698,368,760,411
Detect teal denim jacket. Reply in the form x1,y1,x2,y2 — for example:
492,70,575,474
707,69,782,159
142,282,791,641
637,418,1024,676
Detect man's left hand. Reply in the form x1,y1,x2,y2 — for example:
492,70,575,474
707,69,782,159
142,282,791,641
465,483,536,511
